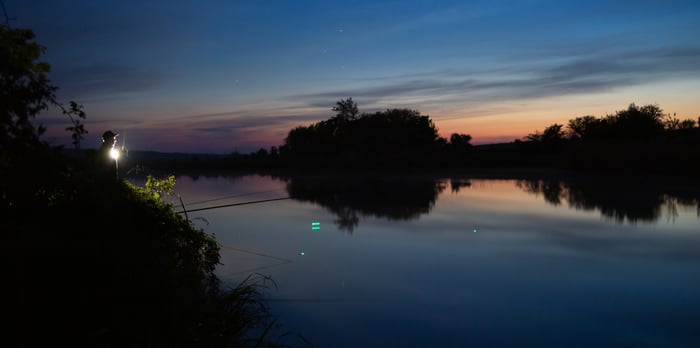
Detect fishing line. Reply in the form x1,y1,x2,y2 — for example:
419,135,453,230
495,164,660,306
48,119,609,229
218,244,293,278
220,244,293,264
265,297,369,303
184,187,288,206
220,262,293,278
177,197,291,213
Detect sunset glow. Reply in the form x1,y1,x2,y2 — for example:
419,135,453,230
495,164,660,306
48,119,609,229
12,0,700,154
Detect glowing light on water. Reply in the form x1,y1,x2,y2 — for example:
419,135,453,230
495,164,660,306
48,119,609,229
312,221,320,230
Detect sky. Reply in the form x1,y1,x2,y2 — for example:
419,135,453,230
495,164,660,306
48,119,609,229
8,0,700,154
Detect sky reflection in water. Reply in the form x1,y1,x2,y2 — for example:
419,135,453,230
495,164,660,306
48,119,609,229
172,173,700,348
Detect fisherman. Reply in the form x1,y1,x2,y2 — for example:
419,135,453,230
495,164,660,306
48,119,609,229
98,130,120,177
101,130,118,151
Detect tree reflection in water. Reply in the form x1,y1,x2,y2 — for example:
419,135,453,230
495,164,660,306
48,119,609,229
274,172,448,232
516,176,700,223
270,170,699,230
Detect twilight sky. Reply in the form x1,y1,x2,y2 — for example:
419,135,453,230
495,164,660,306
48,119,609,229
10,0,700,154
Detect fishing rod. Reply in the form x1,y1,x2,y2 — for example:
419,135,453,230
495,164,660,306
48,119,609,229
1,0,16,26
184,188,288,207
176,196,291,214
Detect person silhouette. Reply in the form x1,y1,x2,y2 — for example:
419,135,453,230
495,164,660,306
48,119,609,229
99,130,120,177
101,131,118,150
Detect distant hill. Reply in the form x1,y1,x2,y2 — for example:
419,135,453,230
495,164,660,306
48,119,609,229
124,150,227,162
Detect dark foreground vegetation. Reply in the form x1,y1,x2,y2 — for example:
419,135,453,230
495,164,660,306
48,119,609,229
2,25,294,347
138,98,700,175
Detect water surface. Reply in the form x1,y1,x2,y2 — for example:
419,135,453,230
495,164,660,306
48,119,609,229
171,171,700,348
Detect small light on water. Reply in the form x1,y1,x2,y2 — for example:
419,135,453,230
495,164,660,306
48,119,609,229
311,221,320,230
299,251,305,256
473,228,477,233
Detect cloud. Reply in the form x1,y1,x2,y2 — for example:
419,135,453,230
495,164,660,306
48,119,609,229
52,62,166,100
294,44,700,114
121,116,301,154
190,114,324,134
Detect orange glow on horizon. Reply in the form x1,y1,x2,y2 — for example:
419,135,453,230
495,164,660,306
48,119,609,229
431,87,700,145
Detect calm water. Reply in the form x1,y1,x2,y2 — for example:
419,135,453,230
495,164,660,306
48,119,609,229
170,171,700,348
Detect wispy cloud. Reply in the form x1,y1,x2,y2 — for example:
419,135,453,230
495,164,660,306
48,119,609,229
52,62,166,100
295,44,700,115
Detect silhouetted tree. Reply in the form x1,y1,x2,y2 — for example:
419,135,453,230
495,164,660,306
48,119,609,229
332,97,359,120
255,147,268,157
526,123,564,144
0,25,86,152
567,115,601,140
607,103,664,141
542,123,565,144
679,118,696,129
352,108,440,161
281,105,442,165
1,24,84,215
661,113,696,130
283,124,318,157
63,100,87,149
564,103,665,143
448,133,472,155
664,113,681,130
449,133,472,148
1,25,54,152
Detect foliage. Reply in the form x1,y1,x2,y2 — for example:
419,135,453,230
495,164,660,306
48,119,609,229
1,24,70,217
143,174,176,198
63,100,88,149
0,24,87,152
282,99,452,166
567,115,600,140
2,24,290,347
513,102,700,173
133,97,696,174
449,133,472,147
0,24,53,149
447,133,472,155
526,103,668,143
332,97,359,120
527,123,564,144
663,113,697,130
6,162,285,346
605,103,665,140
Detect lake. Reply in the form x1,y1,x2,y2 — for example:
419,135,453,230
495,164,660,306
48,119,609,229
168,169,700,348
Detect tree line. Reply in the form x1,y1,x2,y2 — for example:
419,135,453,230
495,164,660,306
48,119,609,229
513,103,700,173
526,103,696,144
279,97,472,166
206,98,698,173
212,98,473,169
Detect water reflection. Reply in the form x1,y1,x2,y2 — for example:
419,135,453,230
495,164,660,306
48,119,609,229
449,178,472,193
267,171,700,229
176,171,699,228
169,171,700,348
516,176,700,223
271,172,448,232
